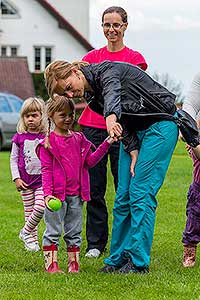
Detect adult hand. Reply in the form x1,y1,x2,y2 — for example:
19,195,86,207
106,114,123,140
14,178,28,191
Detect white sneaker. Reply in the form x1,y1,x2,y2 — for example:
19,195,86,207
34,243,40,252
19,229,39,252
85,248,101,258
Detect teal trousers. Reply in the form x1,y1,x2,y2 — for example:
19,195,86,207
104,120,178,268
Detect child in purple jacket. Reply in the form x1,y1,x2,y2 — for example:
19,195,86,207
36,95,114,273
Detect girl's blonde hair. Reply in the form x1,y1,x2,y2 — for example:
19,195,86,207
44,60,89,98
45,95,75,148
17,97,46,133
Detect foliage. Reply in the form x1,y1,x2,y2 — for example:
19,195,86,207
32,73,49,101
153,72,185,105
1,141,200,300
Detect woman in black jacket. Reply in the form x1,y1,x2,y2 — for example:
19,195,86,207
44,60,179,274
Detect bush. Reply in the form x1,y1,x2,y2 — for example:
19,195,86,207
32,73,49,101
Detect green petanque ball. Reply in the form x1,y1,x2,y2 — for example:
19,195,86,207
48,198,62,211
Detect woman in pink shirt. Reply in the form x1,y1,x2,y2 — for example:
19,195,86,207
36,95,114,273
79,6,148,258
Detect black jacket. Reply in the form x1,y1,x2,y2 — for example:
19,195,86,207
81,61,177,151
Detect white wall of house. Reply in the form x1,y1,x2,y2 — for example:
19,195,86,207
0,0,90,72
47,0,90,38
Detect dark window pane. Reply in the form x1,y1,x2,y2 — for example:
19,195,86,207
11,47,17,56
45,47,52,67
34,47,41,71
1,46,7,56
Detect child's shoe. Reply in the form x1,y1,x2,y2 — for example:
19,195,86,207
183,244,197,267
67,246,80,273
19,229,39,252
43,244,64,273
35,242,40,252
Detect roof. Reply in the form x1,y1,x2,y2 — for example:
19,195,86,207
0,57,35,100
36,0,94,51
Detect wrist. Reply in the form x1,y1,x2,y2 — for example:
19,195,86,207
106,136,114,144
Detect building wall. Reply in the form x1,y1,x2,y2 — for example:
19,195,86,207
0,0,90,72
46,0,89,38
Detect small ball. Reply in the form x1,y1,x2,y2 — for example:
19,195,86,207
48,198,62,211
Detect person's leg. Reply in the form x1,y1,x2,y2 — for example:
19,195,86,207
20,189,38,251
109,141,120,191
63,195,83,272
83,126,109,254
43,202,66,273
43,202,66,247
23,187,45,246
120,120,178,271
104,142,132,268
182,182,200,267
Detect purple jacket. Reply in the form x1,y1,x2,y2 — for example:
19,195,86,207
36,131,111,201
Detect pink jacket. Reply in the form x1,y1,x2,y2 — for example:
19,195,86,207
36,132,111,201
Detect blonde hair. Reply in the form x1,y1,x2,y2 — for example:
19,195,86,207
17,97,46,133
45,95,75,148
44,60,89,98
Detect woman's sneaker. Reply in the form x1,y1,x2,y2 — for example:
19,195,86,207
19,229,39,252
85,248,101,258
98,264,119,273
118,259,149,274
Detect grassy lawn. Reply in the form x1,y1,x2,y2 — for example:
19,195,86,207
0,141,200,300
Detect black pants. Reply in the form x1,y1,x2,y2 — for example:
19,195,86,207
82,126,119,252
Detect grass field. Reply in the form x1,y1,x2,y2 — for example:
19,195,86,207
0,141,200,300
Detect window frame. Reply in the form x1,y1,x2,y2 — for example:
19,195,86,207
0,0,20,18
33,46,53,72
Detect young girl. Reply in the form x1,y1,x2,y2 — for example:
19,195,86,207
36,95,114,274
10,97,46,252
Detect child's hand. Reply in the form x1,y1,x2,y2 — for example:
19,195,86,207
14,178,28,191
106,135,123,144
130,150,138,177
44,195,55,211
106,136,116,144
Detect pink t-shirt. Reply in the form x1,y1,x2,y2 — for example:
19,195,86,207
78,46,148,129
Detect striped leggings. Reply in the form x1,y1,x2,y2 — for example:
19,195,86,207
21,187,45,243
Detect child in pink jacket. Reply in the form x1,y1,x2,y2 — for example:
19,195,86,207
36,95,114,274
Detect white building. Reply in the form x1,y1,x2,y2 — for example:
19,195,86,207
0,0,93,72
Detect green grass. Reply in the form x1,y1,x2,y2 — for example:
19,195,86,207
1,141,200,300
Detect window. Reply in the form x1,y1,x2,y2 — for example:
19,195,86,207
34,46,53,72
1,46,7,56
0,96,12,112
1,45,18,57
9,96,23,112
0,0,19,17
11,46,17,56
